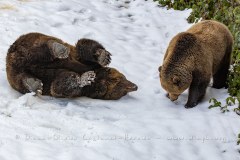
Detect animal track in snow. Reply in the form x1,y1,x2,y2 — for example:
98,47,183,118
51,22,63,28
57,5,71,12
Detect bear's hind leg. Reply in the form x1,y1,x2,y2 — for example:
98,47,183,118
47,40,70,59
26,40,70,64
212,48,231,89
8,71,43,95
50,71,95,98
212,66,229,89
76,39,111,67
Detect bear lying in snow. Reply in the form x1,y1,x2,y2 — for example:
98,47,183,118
159,20,233,108
6,33,138,100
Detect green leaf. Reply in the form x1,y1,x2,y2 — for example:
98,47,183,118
226,97,236,105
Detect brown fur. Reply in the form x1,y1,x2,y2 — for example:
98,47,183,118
6,32,137,99
159,20,233,108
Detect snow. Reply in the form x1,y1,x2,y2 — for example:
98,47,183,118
0,0,239,160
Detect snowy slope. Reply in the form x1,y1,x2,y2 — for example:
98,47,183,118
0,0,239,160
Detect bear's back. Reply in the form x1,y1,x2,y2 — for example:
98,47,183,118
187,20,233,73
187,20,233,53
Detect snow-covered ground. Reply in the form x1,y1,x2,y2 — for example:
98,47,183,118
0,0,239,159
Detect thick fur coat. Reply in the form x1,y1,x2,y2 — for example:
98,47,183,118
6,33,137,100
159,20,233,108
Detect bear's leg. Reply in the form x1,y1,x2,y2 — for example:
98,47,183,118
95,48,112,67
212,48,231,89
185,80,209,108
10,71,43,95
50,71,95,97
47,40,70,59
76,39,111,67
22,76,43,95
26,40,70,64
35,40,96,74
212,66,229,89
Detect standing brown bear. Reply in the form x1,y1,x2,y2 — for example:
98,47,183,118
6,33,137,99
159,20,233,108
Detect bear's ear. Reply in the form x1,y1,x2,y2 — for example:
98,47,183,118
173,76,180,86
158,66,162,73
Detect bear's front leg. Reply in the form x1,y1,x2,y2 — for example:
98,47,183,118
95,49,112,67
50,71,95,98
76,39,111,67
47,40,70,59
78,71,96,87
185,80,209,108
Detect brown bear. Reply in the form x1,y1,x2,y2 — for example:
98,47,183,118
159,20,233,108
6,32,138,99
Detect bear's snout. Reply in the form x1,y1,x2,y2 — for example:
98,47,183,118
125,81,138,92
168,93,179,101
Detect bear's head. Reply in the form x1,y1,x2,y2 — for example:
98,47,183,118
159,65,192,101
83,67,138,100
159,32,195,101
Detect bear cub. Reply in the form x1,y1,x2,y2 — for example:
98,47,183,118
159,20,233,108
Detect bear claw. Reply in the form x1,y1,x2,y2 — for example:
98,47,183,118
23,77,43,95
96,49,112,67
78,71,96,87
48,41,70,59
